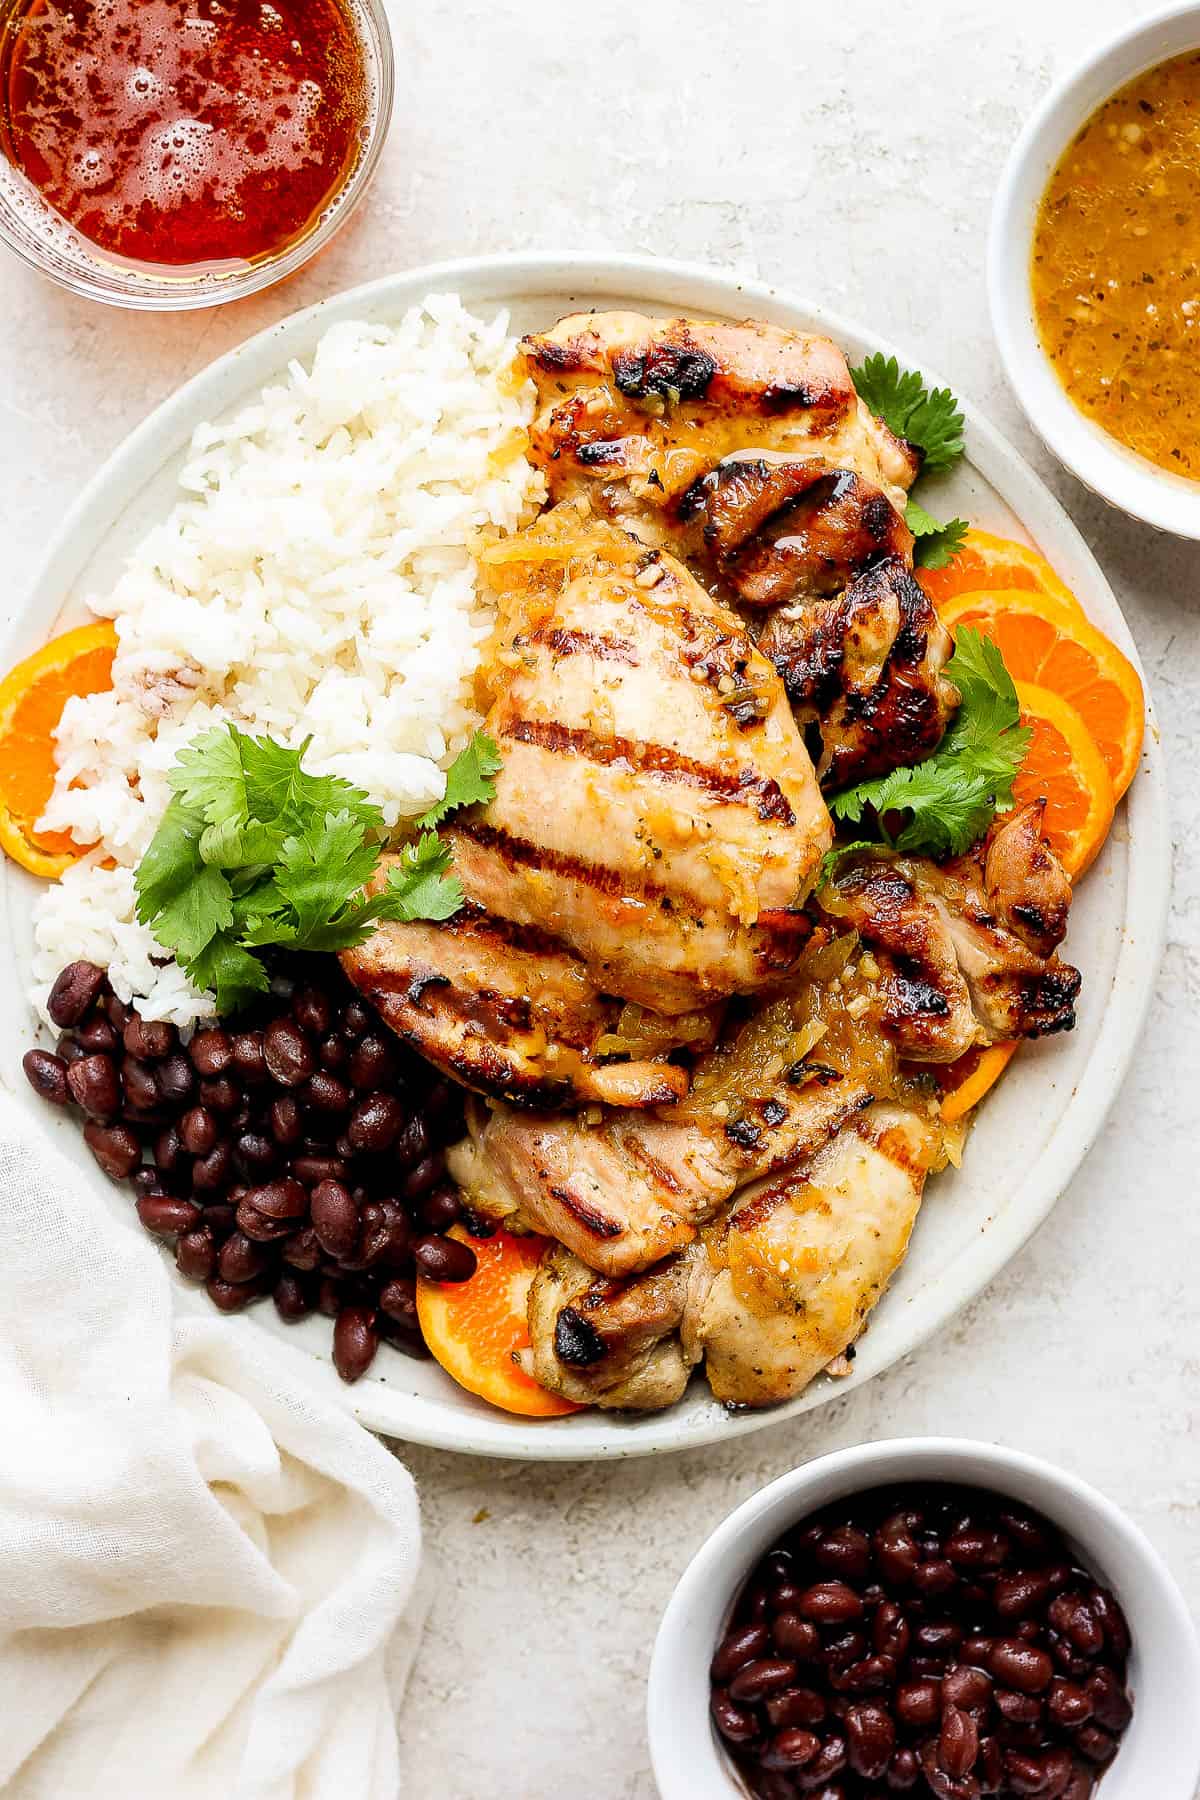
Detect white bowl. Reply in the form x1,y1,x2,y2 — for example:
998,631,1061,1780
648,1437,1200,1798
989,1,1200,536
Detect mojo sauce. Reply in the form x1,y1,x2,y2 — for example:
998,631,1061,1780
1032,52,1200,479
0,0,368,267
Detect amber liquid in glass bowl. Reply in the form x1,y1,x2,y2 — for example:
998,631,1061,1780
0,0,388,302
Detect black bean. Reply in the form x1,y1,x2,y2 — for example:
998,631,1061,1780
1089,1587,1131,1661
310,1179,360,1260
234,1132,276,1177
412,1233,476,1282
136,1193,200,1235
218,1231,270,1283
176,1227,216,1282
876,1512,920,1585
761,1727,820,1770
191,1142,232,1191
22,1048,69,1105
157,1052,195,1104
348,1091,403,1152
872,1600,909,1661
122,1056,160,1112
711,1689,759,1746
393,1114,428,1168
84,1122,141,1179
711,1623,769,1684
236,1200,295,1243
422,1185,463,1232
282,1225,323,1271
1084,1666,1131,1731
231,1031,268,1084
206,1275,267,1313
305,1071,350,1114
895,1680,941,1729
332,1305,377,1382
342,998,372,1039
319,1032,349,1071
941,1664,992,1713
153,1122,183,1173
291,1153,348,1186
728,1658,798,1703
247,1176,309,1220
67,1052,120,1119
938,1705,978,1779
76,1015,119,1053
198,1075,239,1113
1074,1724,1117,1765
845,1703,894,1779
263,1018,314,1086
180,1105,217,1156
1047,1594,1104,1657
47,961,107,1027
123,1015,176,1060
273,1271,313,1321
189,1028,232,1075
815,1525,872,1584
350,1198,410,1270
56,1033,87,1065
990,1639,1053,1694
773,1614,821,1660
268,1094,303,1146
401,1149,446,1200
293,985,332,1035
766,1686,826,1730
1047,1677,1093,1729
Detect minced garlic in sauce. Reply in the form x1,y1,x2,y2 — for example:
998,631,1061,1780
1031,52,1200,478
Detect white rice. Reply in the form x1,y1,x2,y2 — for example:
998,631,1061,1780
31,294,544,1026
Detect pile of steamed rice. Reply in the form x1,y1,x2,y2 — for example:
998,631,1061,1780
31,295,544,1027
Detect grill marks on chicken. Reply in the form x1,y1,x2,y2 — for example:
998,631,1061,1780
692,1101,941,1407
522,1099,943,1411
518,311,959,791
759,556,959,789
455,512,830,1012
341,895,713,1110
817,833,1081,1061
519,315,919,614
447,1061,873,1278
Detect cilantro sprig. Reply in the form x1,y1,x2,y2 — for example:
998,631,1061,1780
904,498,968,571
852,353,968,569
850,353,965,473
135,724,498,1013
823,628,1030,867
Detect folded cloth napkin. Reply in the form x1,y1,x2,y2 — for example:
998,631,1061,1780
0,1093,424,1800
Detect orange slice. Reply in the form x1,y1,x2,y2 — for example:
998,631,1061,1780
917,527,1081,612
415,1224,583,1418
941,589,1143,801
1012,681,1115,878
0,620,117,878
940,1042,1019,1124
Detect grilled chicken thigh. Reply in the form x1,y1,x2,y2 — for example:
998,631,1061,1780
689,1100,941,1406
818,829,1080,1061
520,311,918,524
519,312,957,792
759,556,959,789
341,897,715,1110
448,1060,872,1277
522,1098,943,1411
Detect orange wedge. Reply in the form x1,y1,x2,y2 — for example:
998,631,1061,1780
0,620,117,878
940,1042,1019,1124
1012,681,1115,878
415,1224,583,1418
917,527,1081,612
941,590,1143,801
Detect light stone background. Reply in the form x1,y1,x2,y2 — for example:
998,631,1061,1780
2,1,1198,1793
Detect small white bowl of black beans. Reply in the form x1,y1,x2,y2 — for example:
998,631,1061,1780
647,1438,1200,1800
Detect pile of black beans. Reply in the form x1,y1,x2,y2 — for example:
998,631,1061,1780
710,1484,1133,1800
23,956,478,1381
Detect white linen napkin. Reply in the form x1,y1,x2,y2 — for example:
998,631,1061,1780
0,1093,425,1800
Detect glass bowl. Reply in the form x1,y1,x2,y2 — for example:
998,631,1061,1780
0,0,393,311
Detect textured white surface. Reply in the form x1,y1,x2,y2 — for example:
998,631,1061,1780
1,1,1197,1793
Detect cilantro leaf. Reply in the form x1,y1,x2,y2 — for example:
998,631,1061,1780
828,628,1030,860
417,732,502,829
184,933,272,1015
850,353,965,473
274,810,381,943
905,500,969,571
135,725,488,1011
379,832,464,923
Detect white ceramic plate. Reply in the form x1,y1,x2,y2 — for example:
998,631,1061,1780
0,253,1170,1460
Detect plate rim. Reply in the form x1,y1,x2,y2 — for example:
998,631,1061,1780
1,250,1171,1460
